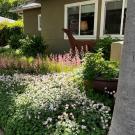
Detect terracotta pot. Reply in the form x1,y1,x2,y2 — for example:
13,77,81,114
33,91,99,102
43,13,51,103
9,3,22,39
84,80,93,89
93,79,118,92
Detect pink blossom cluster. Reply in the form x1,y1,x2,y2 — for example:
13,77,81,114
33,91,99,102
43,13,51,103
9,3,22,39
49,50,81,66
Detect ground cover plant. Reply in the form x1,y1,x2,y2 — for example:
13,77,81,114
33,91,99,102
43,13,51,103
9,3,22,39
0,72,112,135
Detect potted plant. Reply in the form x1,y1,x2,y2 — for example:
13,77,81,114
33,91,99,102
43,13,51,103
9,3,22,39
82,50,119,93
93,61,119,93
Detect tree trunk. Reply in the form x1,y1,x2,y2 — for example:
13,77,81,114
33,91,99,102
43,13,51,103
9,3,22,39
109,1,135,135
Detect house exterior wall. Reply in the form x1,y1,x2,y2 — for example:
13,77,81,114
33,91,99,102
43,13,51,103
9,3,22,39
23,8,41,36
41,0,102,54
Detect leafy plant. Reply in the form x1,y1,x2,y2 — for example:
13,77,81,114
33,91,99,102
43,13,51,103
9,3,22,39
101,61,119,80
9,34,24,49
82,50,105,80
20,36,47,57
95,37,119,60
81,50,119,81
0,0,24,20
0,20,23,46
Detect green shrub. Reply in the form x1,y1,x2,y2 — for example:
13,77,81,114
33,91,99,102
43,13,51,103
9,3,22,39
101,61,119,80
0,20,23,47
81,50,119,81
0,25,9,46
20,36,47,57
9,34,24,49
95,37,119,60
0,73,112,135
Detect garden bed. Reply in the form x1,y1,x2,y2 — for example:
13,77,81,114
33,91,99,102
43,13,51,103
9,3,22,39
0,72,112,135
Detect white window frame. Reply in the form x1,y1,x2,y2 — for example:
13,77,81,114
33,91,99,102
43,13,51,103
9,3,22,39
64,0,98,40
100,0,127,39
38,14,41,31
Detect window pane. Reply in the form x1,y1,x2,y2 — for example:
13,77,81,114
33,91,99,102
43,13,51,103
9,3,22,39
68,6,79,35
80,4,95,35
104,0,123,34
122,0,127,34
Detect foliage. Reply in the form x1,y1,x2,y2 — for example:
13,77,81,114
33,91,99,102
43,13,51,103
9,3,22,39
47,51,81,72
95,37,119,60
0,48,78,74
20,36,47,57
0,20,23,46
49,51,81,67
86,89,114,109
101,61,119,80
0,73,112,135
81,50,119,81
9,34,24,49
0,0,24,20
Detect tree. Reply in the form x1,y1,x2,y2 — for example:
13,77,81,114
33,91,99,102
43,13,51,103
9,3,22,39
109,1,135,135
0,0,24,20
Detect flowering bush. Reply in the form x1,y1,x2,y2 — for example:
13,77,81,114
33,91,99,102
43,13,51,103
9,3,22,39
46,51,81,73
0,48,80,73
49,50,81,67
0,73,112,135
0,55,77,74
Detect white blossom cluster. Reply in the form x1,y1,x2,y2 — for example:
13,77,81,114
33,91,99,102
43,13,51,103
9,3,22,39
0,72,112,134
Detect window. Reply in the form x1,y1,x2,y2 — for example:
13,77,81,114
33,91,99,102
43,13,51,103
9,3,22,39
38,14,41,31
100,0,127,38
64,0,98,39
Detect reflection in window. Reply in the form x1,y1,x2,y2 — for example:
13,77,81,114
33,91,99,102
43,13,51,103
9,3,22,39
104,0,122,34
68,6,79,35
80,4,95,35
65,1,97,38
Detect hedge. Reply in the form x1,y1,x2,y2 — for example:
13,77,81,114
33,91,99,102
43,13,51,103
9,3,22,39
0,20,23,46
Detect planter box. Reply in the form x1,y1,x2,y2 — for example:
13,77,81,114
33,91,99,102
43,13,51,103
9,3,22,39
93,79,118,93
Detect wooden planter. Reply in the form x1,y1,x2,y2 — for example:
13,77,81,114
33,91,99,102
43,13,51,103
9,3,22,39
93,79,118,93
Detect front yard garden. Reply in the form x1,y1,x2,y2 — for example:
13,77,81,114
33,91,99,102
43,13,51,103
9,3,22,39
0,72,113,135
0,20,119,135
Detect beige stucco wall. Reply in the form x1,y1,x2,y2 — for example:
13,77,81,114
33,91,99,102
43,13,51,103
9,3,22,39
23,8,41,36
41,0,102,54
110,41,123,62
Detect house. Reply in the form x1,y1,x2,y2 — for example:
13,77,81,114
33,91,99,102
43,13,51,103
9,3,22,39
13,0,127,55
11,0,41,36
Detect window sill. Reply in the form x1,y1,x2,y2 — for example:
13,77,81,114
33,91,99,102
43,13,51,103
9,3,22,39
64,35,97,40
38,29,42,32
100,35,124,40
